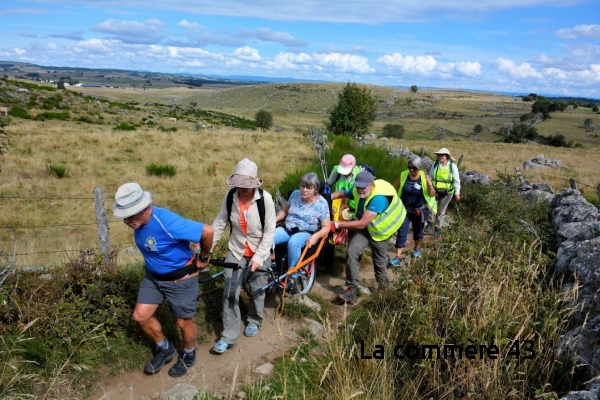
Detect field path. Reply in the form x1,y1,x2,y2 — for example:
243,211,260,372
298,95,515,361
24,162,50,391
89,234,429,399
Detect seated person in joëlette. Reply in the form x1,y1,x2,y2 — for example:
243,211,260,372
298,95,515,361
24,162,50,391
273,172,331,295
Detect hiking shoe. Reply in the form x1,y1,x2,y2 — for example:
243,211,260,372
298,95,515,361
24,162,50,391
168,350,196,378
424,223,433,234
433,228,442,238
212,340,234,354
388,256,402,267
244,323,259,337
144,341,177,375
337,285,357,304
413,248,422,258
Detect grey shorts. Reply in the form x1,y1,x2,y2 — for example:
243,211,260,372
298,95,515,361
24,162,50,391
137,273,199,318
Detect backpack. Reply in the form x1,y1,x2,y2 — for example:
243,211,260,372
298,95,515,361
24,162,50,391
226,188,265,234
358,163,375,177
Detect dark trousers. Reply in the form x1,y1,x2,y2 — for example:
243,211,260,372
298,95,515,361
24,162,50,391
395,208,429,248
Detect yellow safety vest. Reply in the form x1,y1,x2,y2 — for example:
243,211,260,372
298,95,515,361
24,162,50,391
351,179,406,241
399,170,437,214
333,165,362,210
432,161,455,193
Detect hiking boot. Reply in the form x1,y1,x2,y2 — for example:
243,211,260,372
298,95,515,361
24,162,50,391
337,285,357,304
388,256,401,267
144,340,177,375
413,248,422,258
424,223,433,234
168,350,196,378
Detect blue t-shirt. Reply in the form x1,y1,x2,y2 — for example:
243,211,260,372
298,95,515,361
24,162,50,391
400,176,426,209
134,206,204,275
285,190,330,232
343,187,389,219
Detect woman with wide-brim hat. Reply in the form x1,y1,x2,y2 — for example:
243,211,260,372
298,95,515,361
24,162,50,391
425,148,461,238
209,158,276,354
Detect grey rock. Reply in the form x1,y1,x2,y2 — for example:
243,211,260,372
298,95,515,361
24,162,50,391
303,318,324,337
560,391,596,400
254,363,274,375
288,295,322,313
159,383,198,400
460,171,491,185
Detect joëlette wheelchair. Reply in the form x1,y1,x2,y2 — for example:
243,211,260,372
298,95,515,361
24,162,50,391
199,183,335,298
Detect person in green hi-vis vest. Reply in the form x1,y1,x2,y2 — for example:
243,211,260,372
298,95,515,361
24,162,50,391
327,154,362,212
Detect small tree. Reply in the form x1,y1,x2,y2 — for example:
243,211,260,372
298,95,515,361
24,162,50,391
473,124,483,134
583,118,596,131
593,105,599,112
410,85,418,93
382,123,405,139
327,82,376,136
254,109,273,132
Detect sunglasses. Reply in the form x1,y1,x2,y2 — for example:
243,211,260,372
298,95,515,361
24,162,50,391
408,165,418,171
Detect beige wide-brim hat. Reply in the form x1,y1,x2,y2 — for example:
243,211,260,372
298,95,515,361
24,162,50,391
112,182,152,218
226,158,263,188
434,148,457,162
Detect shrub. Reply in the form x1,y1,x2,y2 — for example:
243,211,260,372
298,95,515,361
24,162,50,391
327,82,376,136
158,126,177,132
36,111,70,121
473,123,483,134
113,122,137,131
47,163,67,178
146,163,176,177
382,123,405,139
8,105,31,119
254,109,273,131
410,85,418,93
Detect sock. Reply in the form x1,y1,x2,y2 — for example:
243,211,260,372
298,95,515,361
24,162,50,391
156,338,169,350
184,347,195,355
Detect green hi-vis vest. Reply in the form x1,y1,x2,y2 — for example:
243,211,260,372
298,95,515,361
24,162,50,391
333,164,362,210
399,170,437,214
432,160,455,193
351,179,406,241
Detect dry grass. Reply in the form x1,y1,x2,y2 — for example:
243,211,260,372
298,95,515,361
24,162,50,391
0,117,315,268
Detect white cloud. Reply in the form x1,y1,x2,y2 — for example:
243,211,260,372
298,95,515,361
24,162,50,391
556,24,600,39
231,46,261,61
313,53,373,73
377,53,437,74
178,20,204,30
48,31,85,41
91,19,166,44
270,52,312,69
235,27,308,47
495,57,542,79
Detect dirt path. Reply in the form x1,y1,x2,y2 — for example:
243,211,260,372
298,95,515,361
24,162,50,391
89,233,430,399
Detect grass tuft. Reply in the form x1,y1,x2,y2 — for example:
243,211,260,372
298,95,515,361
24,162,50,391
47,163,67,178
145,162,177,177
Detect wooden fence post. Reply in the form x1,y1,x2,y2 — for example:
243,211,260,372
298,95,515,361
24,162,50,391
421,148,424,156
93,186,111,262
515,167,525,184
569,178,578,190
457,154,464,168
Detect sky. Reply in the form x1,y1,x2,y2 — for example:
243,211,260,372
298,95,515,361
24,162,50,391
1,0,600,98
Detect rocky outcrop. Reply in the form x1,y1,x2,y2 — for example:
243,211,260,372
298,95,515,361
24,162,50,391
552,189,600,399
523,154,567,170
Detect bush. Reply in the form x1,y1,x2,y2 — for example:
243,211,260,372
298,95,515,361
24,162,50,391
382,123,405,139
8,105,31,119
254,109,273,131
113,122,137,131
410,85,418,93
473,123,483,134
146,163,176,177
37,111,70,121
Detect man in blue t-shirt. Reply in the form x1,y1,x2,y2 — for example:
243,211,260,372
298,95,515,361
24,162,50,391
113,182,214,378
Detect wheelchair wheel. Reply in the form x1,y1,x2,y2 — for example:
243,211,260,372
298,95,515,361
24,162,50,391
295,259,316,295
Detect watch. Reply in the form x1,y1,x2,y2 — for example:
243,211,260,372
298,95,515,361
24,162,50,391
198,255,209,262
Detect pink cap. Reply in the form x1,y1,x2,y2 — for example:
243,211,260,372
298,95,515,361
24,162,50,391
337,154,356,175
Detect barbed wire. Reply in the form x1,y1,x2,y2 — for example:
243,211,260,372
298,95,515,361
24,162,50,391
0,183,229,201
0,221,120,229
13,242,132,256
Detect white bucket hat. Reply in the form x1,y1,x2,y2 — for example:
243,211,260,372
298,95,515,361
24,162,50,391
434,148,457,162
112,182,152,218
226,158,263,188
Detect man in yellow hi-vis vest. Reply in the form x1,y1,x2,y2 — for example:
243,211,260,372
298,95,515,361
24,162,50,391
331,171,406,304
